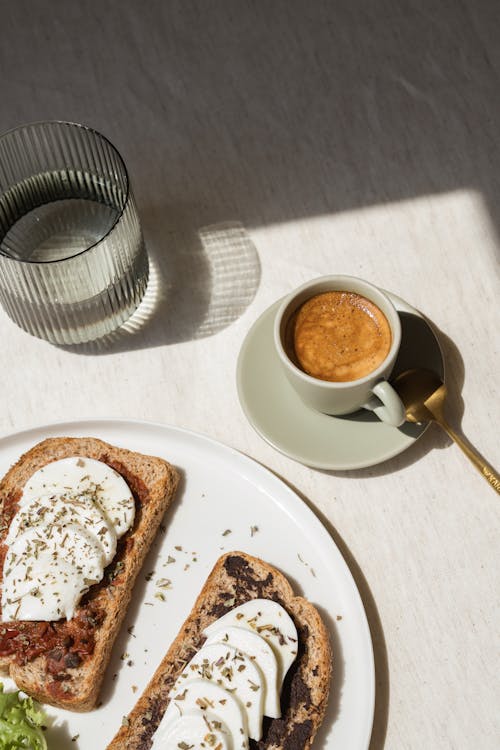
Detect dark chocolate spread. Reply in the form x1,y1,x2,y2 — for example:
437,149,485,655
134,555,315,750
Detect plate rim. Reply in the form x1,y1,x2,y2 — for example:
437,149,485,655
0,417,375,750
236,293,442,470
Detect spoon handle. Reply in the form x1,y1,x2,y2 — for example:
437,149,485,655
437,419,500,495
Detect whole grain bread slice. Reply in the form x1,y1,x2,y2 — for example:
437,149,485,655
0,436,179,711
107,551,332,750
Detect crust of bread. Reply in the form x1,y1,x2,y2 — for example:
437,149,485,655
107,552,332,750
0,436,179,711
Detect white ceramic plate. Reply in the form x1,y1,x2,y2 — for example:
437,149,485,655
0,420,374,750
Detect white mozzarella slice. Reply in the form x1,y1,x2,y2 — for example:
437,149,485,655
21,456,135,538
6,492,117,565
204,625,281,718
152,713,231,750
2,524,104,621
203,600,298,685
160,679,248,750
176,643,264,741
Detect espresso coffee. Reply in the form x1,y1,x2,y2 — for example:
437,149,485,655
286,290,392,382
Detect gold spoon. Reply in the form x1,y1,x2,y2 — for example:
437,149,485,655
393,368,500,495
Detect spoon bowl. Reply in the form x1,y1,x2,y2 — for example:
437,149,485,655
392,368,447,424
393,368,499,495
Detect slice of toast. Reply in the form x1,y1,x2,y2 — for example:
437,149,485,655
0,436,179,711
107,551,332,750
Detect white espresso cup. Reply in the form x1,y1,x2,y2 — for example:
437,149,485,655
273,275,406,426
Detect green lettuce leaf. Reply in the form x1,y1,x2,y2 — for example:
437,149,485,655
0,683,47,749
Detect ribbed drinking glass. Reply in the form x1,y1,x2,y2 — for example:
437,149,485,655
0,121,148,344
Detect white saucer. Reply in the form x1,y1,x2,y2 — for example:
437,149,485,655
236,292,444,470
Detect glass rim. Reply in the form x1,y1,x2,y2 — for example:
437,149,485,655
0,119,131,266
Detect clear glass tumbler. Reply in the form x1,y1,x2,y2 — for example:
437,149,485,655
0,121,149,344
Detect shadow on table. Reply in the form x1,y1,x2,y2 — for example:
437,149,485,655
325,315,497,483
6,2,499,355
3,2,500,241
60,219,261,355
322,319,469,478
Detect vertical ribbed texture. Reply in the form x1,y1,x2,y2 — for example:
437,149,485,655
0,121,148,344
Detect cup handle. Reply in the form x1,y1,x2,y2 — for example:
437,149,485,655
363,381,406,427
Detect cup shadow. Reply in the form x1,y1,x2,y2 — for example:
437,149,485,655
323,314,471,478
59,217,261,355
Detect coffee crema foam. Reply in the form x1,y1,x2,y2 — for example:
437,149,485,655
286,291,392,382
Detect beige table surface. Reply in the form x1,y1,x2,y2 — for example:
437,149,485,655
0,2,499,749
